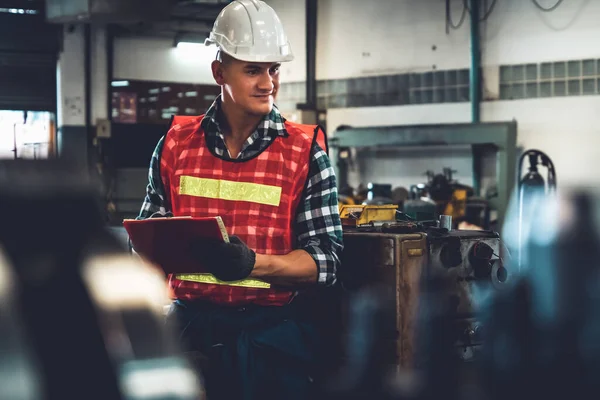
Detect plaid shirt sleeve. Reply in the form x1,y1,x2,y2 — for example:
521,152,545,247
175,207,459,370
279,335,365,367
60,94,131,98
137,136,172,220
295,143,344,287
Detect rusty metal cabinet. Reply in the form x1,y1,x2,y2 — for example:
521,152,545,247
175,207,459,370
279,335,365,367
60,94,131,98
337,228,508,369
339,231,428,368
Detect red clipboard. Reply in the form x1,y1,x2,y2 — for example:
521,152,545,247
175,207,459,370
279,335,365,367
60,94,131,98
123,216,229,275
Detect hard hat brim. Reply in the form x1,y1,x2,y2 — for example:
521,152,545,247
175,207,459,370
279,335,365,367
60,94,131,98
205,39,294,63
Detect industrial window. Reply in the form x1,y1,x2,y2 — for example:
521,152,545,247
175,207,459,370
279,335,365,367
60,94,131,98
500,59,600,100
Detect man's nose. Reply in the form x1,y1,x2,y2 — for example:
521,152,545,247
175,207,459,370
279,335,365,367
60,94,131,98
257,72,274,92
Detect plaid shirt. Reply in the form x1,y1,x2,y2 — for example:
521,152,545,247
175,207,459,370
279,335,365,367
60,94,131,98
138,97,343,286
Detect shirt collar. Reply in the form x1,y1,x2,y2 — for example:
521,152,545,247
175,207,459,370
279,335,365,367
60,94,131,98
200,95,288,139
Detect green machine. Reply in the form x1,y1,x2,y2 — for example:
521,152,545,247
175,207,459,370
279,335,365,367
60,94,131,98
329,121,518,228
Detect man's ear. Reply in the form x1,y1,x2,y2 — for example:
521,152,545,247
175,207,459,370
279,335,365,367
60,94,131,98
211,60,226,85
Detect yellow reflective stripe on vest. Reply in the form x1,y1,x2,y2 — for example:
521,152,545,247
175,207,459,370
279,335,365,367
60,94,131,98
179,176,282,207
175,273,271,289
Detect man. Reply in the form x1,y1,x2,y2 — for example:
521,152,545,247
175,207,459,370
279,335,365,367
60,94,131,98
136,1,343,399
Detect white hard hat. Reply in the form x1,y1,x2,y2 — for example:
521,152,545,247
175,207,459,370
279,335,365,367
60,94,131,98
205,0,294,63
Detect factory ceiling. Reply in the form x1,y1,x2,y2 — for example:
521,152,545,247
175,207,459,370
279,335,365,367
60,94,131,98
112,0,232,40
0,0,231,40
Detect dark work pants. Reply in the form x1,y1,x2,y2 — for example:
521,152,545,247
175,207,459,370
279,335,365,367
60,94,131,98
165,299,323,400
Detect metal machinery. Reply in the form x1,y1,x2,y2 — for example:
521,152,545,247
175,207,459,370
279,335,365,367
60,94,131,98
330,122,517,381
334,206,511,384
404,167,491,229
426,229,508,362
0,160,204,400
330,122,518,229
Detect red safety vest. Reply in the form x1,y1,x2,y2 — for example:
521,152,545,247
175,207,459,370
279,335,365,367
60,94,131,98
160,114,327,307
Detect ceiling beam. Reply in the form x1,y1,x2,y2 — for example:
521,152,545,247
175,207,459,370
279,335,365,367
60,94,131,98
0,0,44,8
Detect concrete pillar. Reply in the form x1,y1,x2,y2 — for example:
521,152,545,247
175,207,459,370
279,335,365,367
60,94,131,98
91,25,108,124
56,23,109,169
56,24,87,167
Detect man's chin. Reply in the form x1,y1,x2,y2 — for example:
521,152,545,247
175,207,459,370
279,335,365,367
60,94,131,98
247,103,273,116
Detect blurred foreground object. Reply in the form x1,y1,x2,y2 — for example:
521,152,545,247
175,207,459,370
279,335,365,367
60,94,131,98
83,254,204,400
480,189,600,400
325,286,400,400
516,150,556,270
0,160,203,400
0,247,42,400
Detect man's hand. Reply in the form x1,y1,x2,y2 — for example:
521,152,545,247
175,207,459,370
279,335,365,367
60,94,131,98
191,235,256,282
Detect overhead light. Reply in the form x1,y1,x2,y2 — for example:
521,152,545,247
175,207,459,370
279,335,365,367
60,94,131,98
111,80,130,87
0,8,37,14
176,42,204,50
173,32,218,62
173,32,208,48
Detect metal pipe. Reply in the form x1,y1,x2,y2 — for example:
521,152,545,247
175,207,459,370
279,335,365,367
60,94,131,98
468,0,480,123
106,24,114,122
440,215,453,231
468,0,481,196
472,144,483,196
305,0,317,108
84,24,92,170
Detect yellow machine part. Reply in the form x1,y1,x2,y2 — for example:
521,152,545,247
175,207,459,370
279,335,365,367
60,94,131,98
339,204,398,227
338,195,356,208
443,189,468,219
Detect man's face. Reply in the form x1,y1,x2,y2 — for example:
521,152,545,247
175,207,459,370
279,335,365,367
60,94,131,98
213,56,281,116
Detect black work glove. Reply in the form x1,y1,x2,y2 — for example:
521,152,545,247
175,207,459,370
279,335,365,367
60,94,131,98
191,235,256,282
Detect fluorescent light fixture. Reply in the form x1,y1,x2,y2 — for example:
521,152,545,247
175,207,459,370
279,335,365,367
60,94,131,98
0,8,37,14
111,80,130,87
173,33,218,63
173,32,209,48
176,42,205,50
